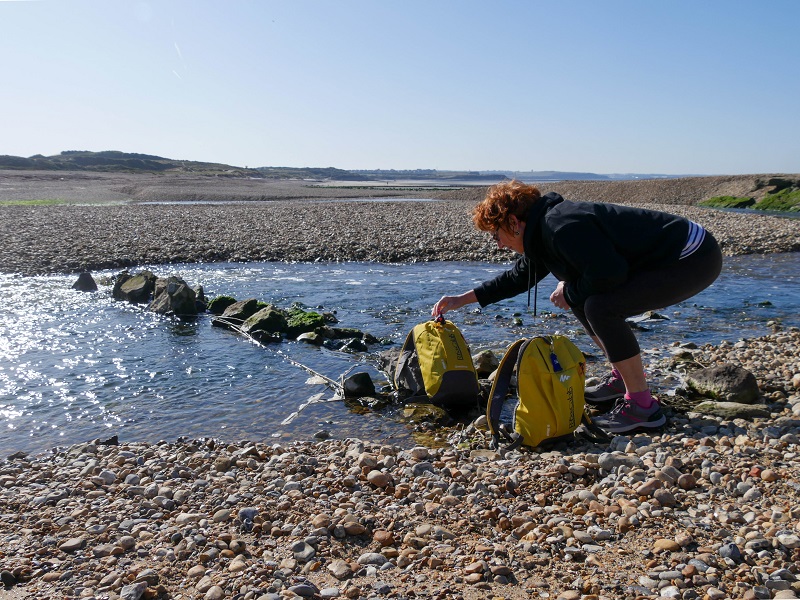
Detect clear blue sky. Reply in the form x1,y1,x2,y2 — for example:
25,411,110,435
2,1,798,174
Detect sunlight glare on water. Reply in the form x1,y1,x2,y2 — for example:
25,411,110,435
0,254,798,457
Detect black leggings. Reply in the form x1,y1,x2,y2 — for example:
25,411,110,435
571,233,723,363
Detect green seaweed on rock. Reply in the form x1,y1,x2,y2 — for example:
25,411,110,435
701,189,800,212
756,188,800,212
285,308,327,337
699,195,755,209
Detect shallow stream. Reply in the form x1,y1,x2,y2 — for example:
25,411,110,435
1,253,798,456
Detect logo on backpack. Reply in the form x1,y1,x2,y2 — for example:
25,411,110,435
448,331,464,361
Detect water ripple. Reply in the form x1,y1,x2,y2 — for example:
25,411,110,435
1,255,798,456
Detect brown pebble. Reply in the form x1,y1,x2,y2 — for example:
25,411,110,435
653,539,681,552
761,469,780,482
373,530,395,547
617,516,634,533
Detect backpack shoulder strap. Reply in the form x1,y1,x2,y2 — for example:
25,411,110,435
394,328,417,385
575,411,611,444
486,338,526,450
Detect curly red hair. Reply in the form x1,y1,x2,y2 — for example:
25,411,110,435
472,180,541,232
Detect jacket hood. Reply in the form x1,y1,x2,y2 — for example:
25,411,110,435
523,192,564,258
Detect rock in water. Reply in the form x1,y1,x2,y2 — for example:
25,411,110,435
149,276,198,318
286,308,326,338
241,306,288,336
112,270,157,303
343,372,376,397
206,295,237,315
71,272,98,292
472,349,499,378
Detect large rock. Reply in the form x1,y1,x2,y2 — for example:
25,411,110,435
685,364,760,404
112,270,157,303
207,295,237,315
338,338,369,352
319,326,368,340
149,276,197,318
297,331,324,345
192,285,207,312
212,298,260,329
286,308,326,338
241,305,288,336
472,350,499,378
72,272,98,292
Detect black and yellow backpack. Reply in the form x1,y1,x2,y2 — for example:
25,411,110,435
486,335,608,449
394,317,480,410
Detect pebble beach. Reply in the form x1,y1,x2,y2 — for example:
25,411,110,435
0,172,798,275
1,172,800,600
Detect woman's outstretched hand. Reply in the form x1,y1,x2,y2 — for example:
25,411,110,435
432,295,458,317
432,291,477,317
549,281,570,310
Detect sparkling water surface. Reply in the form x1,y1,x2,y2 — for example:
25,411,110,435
1,254,798,456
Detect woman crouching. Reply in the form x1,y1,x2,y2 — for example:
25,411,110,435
433,180,722,434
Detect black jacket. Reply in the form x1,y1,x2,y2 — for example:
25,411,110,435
473,192,692,309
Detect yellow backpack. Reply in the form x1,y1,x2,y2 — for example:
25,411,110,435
486,335,607,449
394,317,480,410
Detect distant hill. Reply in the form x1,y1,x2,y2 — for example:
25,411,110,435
348,169,506,182
479,171,688,182
0,150,685,182
478,170,610,181
0,150,261,176
254,166,365,180
283,168,683,183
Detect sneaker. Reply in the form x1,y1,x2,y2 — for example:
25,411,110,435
584,372,626,405
593,397,666,433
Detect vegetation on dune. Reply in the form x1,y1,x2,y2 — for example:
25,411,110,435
699,195,755,209
756,188,800,212
701,189,800,213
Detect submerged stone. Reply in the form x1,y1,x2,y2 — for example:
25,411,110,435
402,403,451,426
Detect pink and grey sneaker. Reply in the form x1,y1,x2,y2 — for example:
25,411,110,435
593,396,666,434
584,371,626,405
